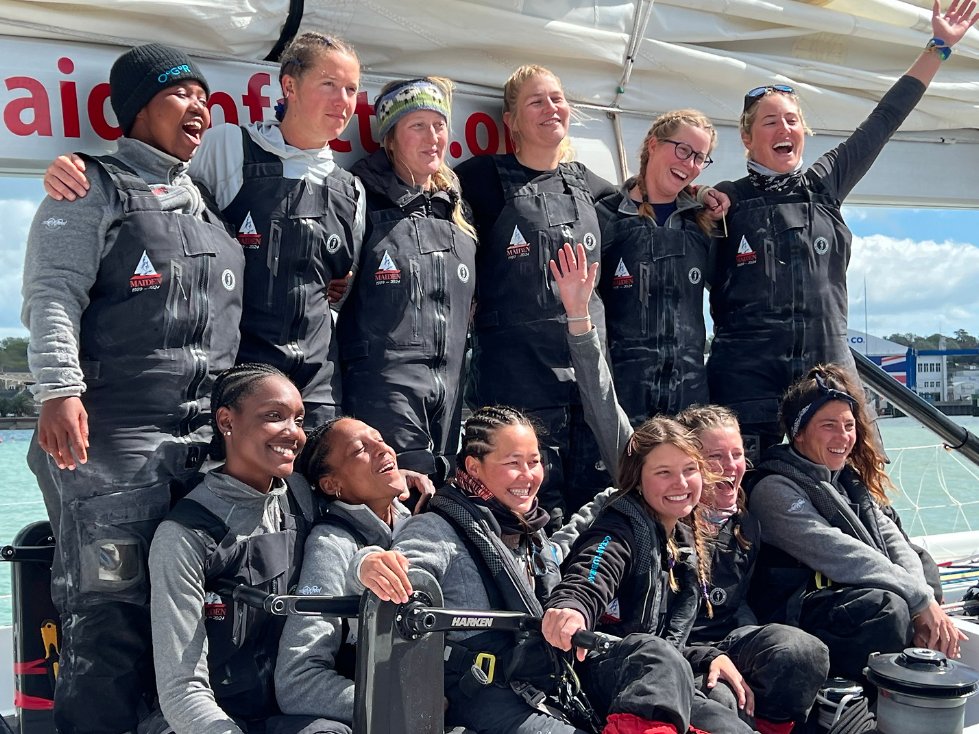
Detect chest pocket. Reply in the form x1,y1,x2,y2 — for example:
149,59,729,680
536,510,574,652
286,181,355,279
162,219,216,351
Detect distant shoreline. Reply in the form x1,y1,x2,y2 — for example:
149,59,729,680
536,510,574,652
0,417,36,430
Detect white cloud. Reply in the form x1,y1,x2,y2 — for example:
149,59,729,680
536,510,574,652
0,198,39,337
848,233,979,338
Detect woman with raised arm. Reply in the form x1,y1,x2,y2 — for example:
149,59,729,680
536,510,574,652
706,0,979,459
455,64,617,525
44,32,367,428
337,77,476,482
549,243,827,734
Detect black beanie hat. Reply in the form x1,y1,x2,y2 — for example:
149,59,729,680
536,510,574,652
110,43,210,135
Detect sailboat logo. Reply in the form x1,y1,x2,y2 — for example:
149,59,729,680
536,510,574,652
130,251,162,291
237,212,262,248
374,250,401,285
612,258,633,289
735,236,757,266
506,226,531,259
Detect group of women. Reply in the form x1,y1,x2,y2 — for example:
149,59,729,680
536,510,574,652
27,1,979,732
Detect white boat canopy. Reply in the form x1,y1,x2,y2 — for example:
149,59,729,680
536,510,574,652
0,0,976,205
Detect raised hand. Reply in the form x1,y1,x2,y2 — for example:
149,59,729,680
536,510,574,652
548,242,598,335
932,0,979,47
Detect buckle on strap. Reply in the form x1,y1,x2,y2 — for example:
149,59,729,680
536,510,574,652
474,652,496,684
814,571,834,590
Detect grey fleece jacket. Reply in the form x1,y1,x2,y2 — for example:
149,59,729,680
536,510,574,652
748,448,934,615
274,499,409,723
22,137,207,403
567,326,634,472
149,471,290,734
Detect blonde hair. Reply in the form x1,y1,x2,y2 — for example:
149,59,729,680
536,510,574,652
503,64,574,163
739,88,812,143
636,109,716,235
675,404,752,551
615,416,717,614
381,76,477,241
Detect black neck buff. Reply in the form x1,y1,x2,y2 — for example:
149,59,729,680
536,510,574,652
451,468,550,536
746,159,803,194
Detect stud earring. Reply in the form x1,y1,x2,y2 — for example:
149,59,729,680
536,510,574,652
224,430,231,436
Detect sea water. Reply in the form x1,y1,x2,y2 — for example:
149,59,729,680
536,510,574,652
0,418,978,625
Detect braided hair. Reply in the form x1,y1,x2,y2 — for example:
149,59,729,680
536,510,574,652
294,416,348,494
635,109,716,235
615,415,718,616
208,362,288,461
675,404,752,552
460,405,539,463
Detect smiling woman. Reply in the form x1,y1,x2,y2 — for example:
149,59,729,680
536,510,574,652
747,363,965,683
146,363,341,734
706,1,979,463
337,76,477,484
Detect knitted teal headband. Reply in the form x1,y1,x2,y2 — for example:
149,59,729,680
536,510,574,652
375,78,450,142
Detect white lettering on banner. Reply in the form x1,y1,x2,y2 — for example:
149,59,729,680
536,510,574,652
0,36,515,172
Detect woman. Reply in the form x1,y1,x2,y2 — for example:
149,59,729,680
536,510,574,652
542,415,756,734
677,406,829,734
148,363,333,734
455,64,617,523
597,110,717,426
747,363,966,682
705,1,979,458
44,32,367,428
550,243,825,734
354,406,751,734
23,44,243,733
274,417,413,731
338,77,476,481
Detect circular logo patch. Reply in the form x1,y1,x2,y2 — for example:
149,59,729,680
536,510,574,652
458,264,471,283
582,232,598,251
221,269,237,291
708,587,728,606
326,233,342,254
813,236,830,255
688,267,702,285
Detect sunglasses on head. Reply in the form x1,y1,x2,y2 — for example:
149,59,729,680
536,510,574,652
743,84,795,113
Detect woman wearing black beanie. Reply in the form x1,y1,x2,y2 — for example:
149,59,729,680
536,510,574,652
22,43,243,734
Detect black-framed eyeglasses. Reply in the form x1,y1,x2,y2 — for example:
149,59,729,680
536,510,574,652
662,139,713,168
742,84,795,113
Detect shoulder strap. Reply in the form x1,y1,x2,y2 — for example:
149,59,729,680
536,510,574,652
80,153,161,212
557,161,591,198
317,510,370,548
754,456,880,550
427,486,543,616
165,498,232,582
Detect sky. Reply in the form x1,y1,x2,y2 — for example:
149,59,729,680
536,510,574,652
3,174,978,344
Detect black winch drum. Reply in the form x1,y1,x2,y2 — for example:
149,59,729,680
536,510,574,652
865,647,979,734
